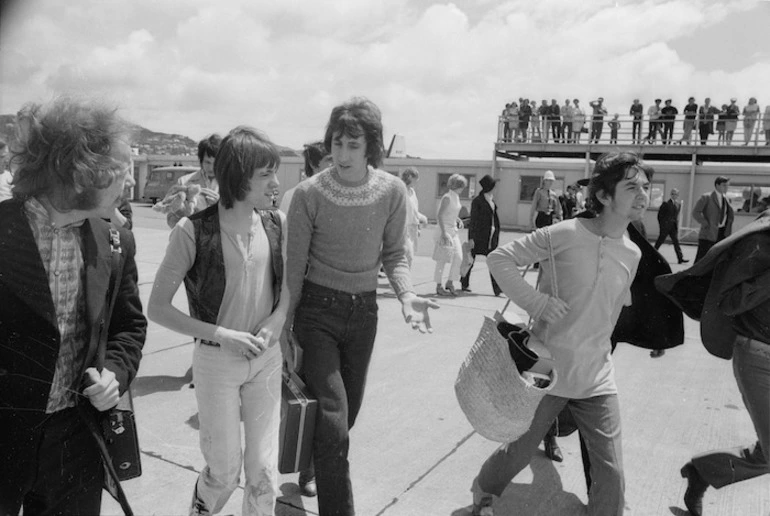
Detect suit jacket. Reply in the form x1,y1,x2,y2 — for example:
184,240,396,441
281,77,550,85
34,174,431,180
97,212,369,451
656,210,770,359
657,199,680,229
0,199,147,429
467,193,500,255
692,191,734,242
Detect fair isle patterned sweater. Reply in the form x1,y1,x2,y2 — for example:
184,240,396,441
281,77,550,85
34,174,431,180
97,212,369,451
286,166,413,306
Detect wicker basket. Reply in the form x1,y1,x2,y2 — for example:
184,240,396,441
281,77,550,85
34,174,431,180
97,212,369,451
455,316,557,443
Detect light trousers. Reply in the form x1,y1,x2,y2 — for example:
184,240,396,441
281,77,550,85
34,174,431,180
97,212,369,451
433,230,462,284
405,224,419,269
475,393,624,516
191,342,282,516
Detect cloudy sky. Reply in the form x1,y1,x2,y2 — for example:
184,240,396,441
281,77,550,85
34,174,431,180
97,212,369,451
1,0,769,159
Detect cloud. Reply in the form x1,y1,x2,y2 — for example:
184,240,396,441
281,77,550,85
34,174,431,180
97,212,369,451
1,0,768,158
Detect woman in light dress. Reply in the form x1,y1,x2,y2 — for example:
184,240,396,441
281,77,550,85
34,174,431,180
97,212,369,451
572,99,586,143
433,173,467,296
742,97,760,145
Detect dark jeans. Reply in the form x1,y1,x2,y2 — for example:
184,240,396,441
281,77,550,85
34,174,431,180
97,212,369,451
460,249,501,295
647,122,661,142
692,337,769,488
294,281,379,516
591,121,603,143
662,122,674,143
654,223,684,262
632,119,642,142
0,407,104,516
699,124,711,145
551,120,562,141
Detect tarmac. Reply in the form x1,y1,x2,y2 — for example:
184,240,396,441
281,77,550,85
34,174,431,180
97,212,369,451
102,204,769,516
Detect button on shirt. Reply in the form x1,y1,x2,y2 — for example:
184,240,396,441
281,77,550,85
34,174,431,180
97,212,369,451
488,219,640,398
25,197,88,413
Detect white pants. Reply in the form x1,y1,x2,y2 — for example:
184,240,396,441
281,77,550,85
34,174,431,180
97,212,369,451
190,342,282,516
433,228,463,284
405,224,419,269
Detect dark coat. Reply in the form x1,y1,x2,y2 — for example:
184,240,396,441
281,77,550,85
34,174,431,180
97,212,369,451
574,212,685,350
0,198,146,482
657,198,680,229
468,193,500,255
656,209,770,359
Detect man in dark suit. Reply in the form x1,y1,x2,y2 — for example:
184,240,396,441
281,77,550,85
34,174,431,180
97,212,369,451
654,188,688,264
692,176,734,262
0,97,147,515
460,174,501,295
657,210,770,516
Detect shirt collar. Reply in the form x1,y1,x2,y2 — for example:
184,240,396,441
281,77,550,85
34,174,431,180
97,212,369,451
25,197,86,230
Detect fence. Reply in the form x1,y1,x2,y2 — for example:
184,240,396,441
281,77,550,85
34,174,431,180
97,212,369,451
496,112,770,147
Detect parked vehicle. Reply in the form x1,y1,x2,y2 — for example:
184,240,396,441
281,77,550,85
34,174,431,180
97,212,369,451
142,166,198,203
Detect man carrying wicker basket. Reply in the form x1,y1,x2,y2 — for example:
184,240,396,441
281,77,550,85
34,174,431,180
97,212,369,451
469,152,651,516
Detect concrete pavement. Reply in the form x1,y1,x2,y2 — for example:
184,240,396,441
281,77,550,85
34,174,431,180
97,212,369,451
102,205,769,516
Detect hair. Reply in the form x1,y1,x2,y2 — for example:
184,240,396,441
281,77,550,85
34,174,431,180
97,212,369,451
401,166,419,183
10,97,130,211
302,140,329,178
585,152,651,214
447,173,467,191
0,138,6,152
323,97,384,168
197,134,222,164
214,126,280,209
715,176,730,187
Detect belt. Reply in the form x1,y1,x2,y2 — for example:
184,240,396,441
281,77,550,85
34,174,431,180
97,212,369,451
199,339,220,347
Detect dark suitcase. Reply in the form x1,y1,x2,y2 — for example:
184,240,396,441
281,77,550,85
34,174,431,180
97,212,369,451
278,371,317,474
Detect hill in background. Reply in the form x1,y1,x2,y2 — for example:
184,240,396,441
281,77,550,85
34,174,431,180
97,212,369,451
0,115,299,157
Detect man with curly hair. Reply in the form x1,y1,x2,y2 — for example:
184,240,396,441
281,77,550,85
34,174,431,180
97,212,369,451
0,97,146,515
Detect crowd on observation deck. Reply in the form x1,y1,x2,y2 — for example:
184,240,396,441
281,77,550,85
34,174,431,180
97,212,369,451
500,96,770,146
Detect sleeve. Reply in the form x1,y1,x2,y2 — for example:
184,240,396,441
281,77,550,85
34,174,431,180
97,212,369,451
719,235,770,316
381,180,414,297
104,228,148,394
487,228,555,320
156,219,197,283
286,186,314,315
692,195,707,226
468,196,482,240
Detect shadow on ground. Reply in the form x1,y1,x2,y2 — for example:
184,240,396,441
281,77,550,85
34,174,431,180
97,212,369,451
277,482,315,515
131,366,193,397
450,458,586,516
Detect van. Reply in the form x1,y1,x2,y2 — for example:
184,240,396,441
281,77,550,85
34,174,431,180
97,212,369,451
142,166,199,203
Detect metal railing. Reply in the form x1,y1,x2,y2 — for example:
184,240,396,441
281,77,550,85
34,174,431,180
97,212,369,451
496,112,770,147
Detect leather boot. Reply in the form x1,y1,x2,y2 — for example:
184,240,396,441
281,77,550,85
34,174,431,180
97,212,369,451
544,433,563,462
681,462,708,516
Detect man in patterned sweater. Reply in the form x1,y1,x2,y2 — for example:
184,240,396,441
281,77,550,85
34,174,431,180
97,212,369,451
285,97,438,516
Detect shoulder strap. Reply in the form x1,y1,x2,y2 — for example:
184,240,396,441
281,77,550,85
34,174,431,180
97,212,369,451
96,225,124,372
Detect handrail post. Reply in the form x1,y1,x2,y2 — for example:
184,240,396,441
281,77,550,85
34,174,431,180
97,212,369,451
686,153,697,229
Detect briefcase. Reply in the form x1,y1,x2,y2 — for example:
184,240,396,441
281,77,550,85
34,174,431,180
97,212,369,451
278,371,317,474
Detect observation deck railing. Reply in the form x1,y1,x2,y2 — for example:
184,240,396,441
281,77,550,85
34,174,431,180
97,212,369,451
496,113,769,148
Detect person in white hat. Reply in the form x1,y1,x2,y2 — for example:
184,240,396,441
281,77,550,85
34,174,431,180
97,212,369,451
529,170,563,230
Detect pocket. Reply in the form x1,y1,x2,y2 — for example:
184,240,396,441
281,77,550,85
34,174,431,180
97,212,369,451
299,291,334,311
